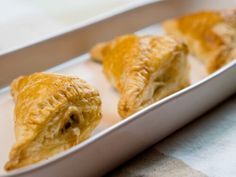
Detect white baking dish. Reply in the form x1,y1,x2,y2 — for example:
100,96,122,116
0,0,235,176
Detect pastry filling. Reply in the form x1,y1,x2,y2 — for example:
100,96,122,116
61,113,79,133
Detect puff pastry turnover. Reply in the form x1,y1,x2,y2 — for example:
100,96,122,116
91,35,190,118
163,9,236,73
5,73,102,171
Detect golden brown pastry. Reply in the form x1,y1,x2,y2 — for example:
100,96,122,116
91,35,190,118
163,9,236,73
5,73,102,171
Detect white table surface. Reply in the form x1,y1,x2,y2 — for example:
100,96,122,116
0,0,134,53
1,1,236,177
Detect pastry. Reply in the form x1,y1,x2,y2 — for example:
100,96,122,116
91,35,190,118
163,9,236,73
5,72,102,171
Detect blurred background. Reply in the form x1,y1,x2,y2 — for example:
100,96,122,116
0,0,137,53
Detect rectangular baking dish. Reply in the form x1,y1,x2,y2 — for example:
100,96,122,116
0,0,236,176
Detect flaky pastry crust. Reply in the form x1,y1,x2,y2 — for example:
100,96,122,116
91,35,190,118
5,73,102,171
163,9,236,73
